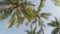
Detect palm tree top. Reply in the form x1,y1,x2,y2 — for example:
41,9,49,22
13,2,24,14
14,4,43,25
0,0,35,28
48,17,60,34
48,17,60,27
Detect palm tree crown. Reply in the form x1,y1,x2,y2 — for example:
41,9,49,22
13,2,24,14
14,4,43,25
48,17,60,34
0,0,35,28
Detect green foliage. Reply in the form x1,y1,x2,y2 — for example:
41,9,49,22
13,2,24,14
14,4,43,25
25,27,40,34
41,12,51,20
51,28,59,34
37,0,45,13
6,16,15,28
48,17,60,34
48,17,60,27
21,6,35,21
0,8,13,20
0,0,35,28
0,1,51,34
0,0,52,34
53,0,60,6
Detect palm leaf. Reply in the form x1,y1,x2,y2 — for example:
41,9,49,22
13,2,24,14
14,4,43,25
21,5,35,21
40,0,45,8
15,8,25,28
53,0,60,6
25,27,41,34
6,17,15,28
31,17,37,25
14,15,25,28
25,30,30,34
51,28,59,34
25,27,37,34
0,8,13,20
48,21,57,27
55,17,60,26
6,11,15,28
48,17,60,27
41,12,51,20
0,5,14,10
37,0,45,13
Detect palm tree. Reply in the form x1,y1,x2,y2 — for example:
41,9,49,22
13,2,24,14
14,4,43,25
0,0,35,28
29,0,51,34
48,17,60,34
0,0,51,34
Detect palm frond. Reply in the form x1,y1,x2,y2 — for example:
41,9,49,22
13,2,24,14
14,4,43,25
25,27,41,34
37,0,45,13
6,11,15,28
31,17,37,25
51,28,59,34
55,17,60,26
21,5,35,21
25,26,37,34
41,12,51,20
6,17,15,28
0,5,14,10
48,21,57,27
53,0,60,6
0,8,13,20
14,8,25,28
25,30,30,34
14,15,25,28
48,17,60,27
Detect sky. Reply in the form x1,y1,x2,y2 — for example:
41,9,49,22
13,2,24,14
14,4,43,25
0,0,60,34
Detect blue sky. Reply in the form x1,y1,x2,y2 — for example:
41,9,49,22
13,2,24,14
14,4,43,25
0,0,60,34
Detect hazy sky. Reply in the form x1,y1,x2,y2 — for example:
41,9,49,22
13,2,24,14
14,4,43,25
0,0,60,34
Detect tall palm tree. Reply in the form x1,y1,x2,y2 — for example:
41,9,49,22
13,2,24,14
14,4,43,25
0,0,35,28
0,0,51,34
29,0,51,34
48,17,60,34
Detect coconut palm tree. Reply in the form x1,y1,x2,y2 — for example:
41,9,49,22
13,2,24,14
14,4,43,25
0,0,35,28
29,0,51,34
0,0,51,34
48,17,60,34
